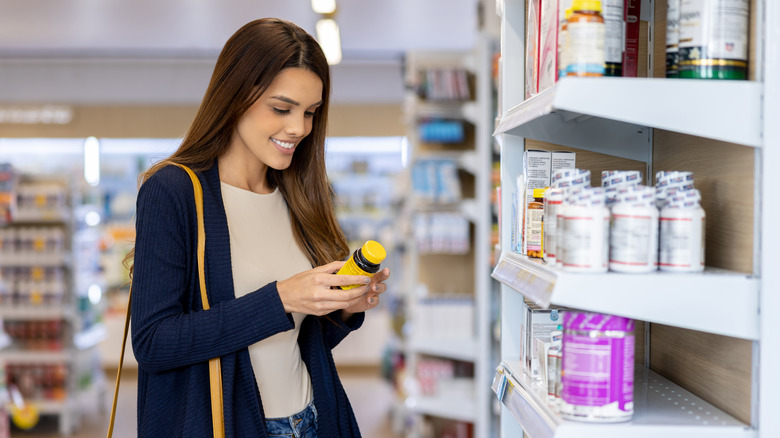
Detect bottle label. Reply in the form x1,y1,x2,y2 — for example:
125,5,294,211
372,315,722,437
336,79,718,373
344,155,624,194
566,21,606,75
610,214,657,266
679,0,749,65
337,258,374,290
603,0,625,64
563,213,609,269
561,331,634,415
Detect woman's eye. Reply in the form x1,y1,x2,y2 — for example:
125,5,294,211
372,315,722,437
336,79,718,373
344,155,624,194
272,108,290,115
304,111,316,117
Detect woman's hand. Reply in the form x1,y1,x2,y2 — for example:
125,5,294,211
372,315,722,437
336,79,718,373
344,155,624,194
342,267,390,316
276,261,376,316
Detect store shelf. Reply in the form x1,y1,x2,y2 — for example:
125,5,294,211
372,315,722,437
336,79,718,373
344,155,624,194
74,323,107,350
494,77,762,156
414,150,480,175
1,349,71,362
408,390,477,423
409,336,478,362
0,305,72,319
406,96,480,125
492,251,759,340
493,361,752,438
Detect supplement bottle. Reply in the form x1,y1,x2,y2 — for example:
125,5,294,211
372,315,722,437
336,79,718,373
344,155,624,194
659,191,705,272
561,311,635,422
562,187,609,273
526,188,546,258
337,240,387,289
565,0,605,77
678,0,749,80
609,186,659,273
558,7,574,79
666,0,681,77
603,0,624,76
543,187,564,264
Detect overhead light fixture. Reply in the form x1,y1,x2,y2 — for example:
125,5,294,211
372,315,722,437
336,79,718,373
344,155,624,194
83,136,100,187
316,18,342,65
311,0,336,14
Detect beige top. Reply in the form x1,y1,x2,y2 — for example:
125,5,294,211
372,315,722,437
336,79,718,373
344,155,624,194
221,182,313,418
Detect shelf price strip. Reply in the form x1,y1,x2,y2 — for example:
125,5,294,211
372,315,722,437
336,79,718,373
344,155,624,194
492,253,557,307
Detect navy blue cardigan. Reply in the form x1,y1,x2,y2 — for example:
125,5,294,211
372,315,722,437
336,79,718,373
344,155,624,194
131,162,364,437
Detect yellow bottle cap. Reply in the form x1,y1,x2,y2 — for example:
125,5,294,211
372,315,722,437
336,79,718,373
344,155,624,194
565,7,574,18
572,0,602,13
533,188,547,198
362,240,387,264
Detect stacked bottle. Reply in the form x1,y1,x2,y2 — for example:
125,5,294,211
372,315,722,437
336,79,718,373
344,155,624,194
544,169,592,265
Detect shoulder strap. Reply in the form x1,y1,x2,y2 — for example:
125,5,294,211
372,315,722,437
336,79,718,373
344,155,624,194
107,163,224,438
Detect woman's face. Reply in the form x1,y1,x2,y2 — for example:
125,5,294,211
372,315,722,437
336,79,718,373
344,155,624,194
230,67,323,172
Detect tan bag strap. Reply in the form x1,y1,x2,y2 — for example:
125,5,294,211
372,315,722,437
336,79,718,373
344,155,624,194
107,164,225,438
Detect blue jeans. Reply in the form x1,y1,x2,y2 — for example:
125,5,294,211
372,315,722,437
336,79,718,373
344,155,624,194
264,402,319,438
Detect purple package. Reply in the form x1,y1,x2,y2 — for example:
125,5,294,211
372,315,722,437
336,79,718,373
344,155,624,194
560,311,635,422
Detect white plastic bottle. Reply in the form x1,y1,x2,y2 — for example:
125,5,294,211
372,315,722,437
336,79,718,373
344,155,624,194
609,186,659,273
562,187,609,273
543,187,565,264
659,190,705,272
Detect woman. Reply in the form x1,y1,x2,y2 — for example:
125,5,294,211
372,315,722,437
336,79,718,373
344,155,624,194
126,18,389,437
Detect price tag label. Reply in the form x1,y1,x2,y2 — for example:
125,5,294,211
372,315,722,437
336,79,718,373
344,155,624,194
496,373,508,401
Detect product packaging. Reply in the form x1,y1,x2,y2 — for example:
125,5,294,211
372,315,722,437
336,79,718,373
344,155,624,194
526,0,542,98
561,311,635,422
337,240,386,289
520,151,576,255
538,0,562,92
623,0,641,77
521,301,565,381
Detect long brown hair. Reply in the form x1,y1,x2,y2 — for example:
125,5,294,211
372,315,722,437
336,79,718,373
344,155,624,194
126,18,349,276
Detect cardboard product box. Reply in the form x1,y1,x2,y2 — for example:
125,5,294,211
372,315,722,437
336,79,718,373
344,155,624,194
525,0,542,99
521,150,552,254
522,302,565,381
623,0,642,77
538,0,560,92
552,151,576,171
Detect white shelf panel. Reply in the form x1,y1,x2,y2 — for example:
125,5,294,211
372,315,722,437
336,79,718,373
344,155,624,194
0,305,71,319
0,349,71,362
493,361,753,438
492,251,759,340
495,77,762,150
74,323,107,350
408,391,477,423
409,336,478,362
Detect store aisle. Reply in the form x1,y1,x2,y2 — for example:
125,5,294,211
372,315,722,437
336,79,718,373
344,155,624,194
12,367,398,438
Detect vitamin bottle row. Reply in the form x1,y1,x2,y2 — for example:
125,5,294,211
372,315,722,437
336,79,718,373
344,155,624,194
533,169,705,273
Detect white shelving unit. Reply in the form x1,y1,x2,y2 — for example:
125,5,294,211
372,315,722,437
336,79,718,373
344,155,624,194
400,36,496,438
492,0,779,437
0,174,107,435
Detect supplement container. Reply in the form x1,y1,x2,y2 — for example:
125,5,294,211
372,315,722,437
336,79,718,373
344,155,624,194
561,187,609,273
337,240,386,289
526,188,546,258
602,0,624,76
565,0,605,77
678,0,749,80
609,185,659,273
561,311,635,422
659,190,705,272
543,187,564,264
666,0,681,77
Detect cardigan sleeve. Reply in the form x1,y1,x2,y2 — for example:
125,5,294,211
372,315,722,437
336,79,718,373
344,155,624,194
319,311,365,350
130,170,295,373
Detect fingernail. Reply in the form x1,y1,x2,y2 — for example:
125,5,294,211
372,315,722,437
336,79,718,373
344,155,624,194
372,284,378,292
368,297,376,304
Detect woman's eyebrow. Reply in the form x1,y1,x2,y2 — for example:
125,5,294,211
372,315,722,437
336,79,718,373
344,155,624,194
271,95,323,107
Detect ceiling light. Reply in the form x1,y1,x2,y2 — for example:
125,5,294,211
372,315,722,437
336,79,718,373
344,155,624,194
311,0,336,14
316,18,342,65
84,136,100,187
